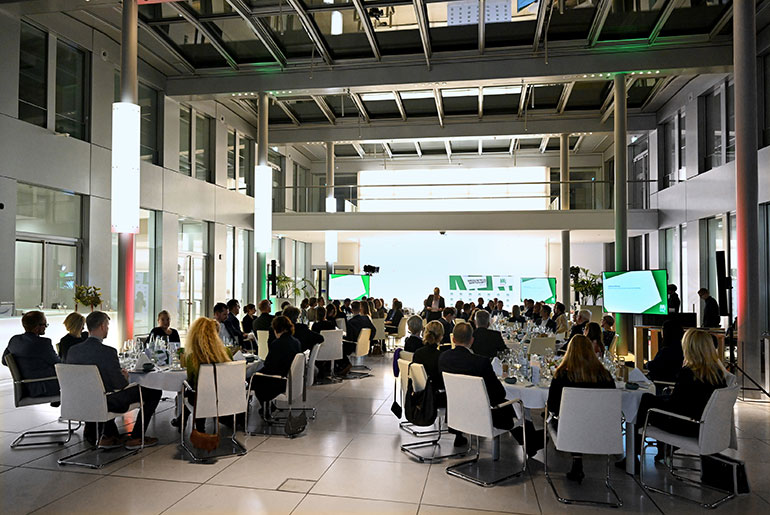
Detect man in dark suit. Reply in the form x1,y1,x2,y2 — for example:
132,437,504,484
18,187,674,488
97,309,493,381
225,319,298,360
491,301,510,319
254,299,276,342
568,309,591,340
2,311,60,398
224,299,255,350
523,299,535,319
538,305,558,333
340,298,352,315
283,306,323,353
425,287,445,322
439,324,543,456
65,311,161,450
698,288,721,328
339,301,376,375
471,310,507,359
439,307,456,344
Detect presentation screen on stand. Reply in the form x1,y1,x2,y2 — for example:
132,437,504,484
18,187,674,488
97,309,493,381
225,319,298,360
602,270,668,314
520,277,557,303
329,274,371,301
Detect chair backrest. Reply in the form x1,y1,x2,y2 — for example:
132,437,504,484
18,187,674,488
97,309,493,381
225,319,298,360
395,317,407,338
398,358,411,406
196,361,248,418
399,350,414,362
442,372,496,438
409,363,428,393
335,318,346,332
355,328,371,357
529,337,556,356
285,353,306,405
555,387,623,455
372,318,386,340
55,364,109,422
608,334,619,356
306,343,322,390
698,385,739,455
257,330,270,360
5,353,27,406
318,330,344,361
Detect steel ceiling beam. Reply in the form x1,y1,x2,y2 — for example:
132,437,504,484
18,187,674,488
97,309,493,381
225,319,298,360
508,137,517,155
286,0,334,65
533,0,548,52
539,136,549,153
312,95,337,124
478,87,484,119
649,0,682,45
352,0,382,60
640,75,674,111
167,1,239,70
587,0,612,47
518,84,530,117
709,4,733,40
556,81,575,114
573,134,584,153
413,0,432,67
349,92,371,123
275,100,301,126
601,75,636,123
479,0,486,54
414,142,423,157
445,140,452,162
393,91,407,121
225,0,287,68
352,142,366,158
382,142,393,158
433,88,445,128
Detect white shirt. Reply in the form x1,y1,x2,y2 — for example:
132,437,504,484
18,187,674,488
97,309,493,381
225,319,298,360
218,322,235,346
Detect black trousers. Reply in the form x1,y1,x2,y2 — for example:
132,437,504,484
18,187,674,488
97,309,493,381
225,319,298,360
249,374,287,404
426,311,441,322
84,385,162,442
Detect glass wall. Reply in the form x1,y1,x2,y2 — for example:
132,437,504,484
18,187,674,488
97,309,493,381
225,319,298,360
706,216,724,297
681,223,688,310
178,219,209,332
18,22,47,128
269,149,285,213
225,226,235,300
237,134,252,195
235,229,251,303
704,88,722,172
14,241,44,310
662,118,676,189
55,39,88,141
134,210,157,334
227,130,236,190
662,227,676,289
194,112,211,181
726,82,735,163
630,137,649,209
678,110,686,180
729,213,737,318
179,106,191,175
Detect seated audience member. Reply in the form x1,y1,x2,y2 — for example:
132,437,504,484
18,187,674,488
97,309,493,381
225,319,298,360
600,315,616,351
250,316,302,406
476,297,485,311
439,324,542,455
149,310,181,343
213,303,236,347
622,329,728,468
277,301,291,316
284,306,324,353
299,298,310,323
66,311,161,449
306,298,318,323
370,299,384,319
340,298,353,315
646,320,685,383
374,298,387,319
333,301,347,319
538,305,557,333
491,301,510,318
403,315,425,352
339,301,376,375
568,309,591,340
552,302,569,334
523,299,535,318
508,305,526,325
58,312,88,361
385,300,404,334
241,303,257,334
360,300,372,319
485,300,496,312
227,299,256,349
2,310,60,397
439,307,456,344
532,302,543,322
461,303,474,323
547,334,615,482
311,306,338,333
172,317,232,432
254,299,276,342
454,300,466,320
471,309,507,359
584,321,605,357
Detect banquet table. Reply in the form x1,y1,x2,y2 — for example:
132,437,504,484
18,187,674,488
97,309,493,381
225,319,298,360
502,379,653,475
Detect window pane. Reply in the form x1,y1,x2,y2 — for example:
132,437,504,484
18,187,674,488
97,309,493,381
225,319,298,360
227,130,236,189
726,83,735,163
226,226,235,300
664,228,675,289
238,135,252,195
729,213,737,318
178,219,208,254
14,241,43,309
16,183,81,238
681,223,688,309
179,106,191,175
678,110,686,179
45,244,77,309
138,83,158,163
269,149,285,212
55,40,88,141
18,22,47,127
662,119,676,188
705,89,722,171
235,229,250,303
707,217,724,296
134,210,155,334
195,113,210,181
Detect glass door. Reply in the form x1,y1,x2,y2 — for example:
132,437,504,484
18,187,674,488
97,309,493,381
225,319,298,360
14,239,78,310
177,254,207,333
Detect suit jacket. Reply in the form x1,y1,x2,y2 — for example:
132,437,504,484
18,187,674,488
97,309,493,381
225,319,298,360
345,314,376,342
386,310,404,327
311,319,338,333
471,327,507,359
65,337,128,392
294,323,324,353
425,294,445,312
2,333,60,397
58,332,88,361
413,344,450,391
241,314,255,334
254,312,276,342
261,333,302,377
646,344,684,383
539,318,557,333
439,318,454,343
547,372,615,416
225,312,245,345
702,296,721,327
569,321,587,340
491,309,510,318
438,346,513,429
403,335,424,353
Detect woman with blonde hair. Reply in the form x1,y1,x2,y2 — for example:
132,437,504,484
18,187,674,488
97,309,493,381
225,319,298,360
171,317,232,431
547,335,616,482
58,312,87,360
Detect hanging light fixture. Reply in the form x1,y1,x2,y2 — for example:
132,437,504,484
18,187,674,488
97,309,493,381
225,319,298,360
331,10,343,35
254,165,272,252
111,102,140,234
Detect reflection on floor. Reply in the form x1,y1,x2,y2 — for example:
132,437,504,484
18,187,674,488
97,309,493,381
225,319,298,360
1,355,769,514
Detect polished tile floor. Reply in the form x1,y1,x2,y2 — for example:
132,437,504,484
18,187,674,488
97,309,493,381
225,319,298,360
1,356,769,514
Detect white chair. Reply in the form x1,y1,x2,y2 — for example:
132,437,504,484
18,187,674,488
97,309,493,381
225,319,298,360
345,328,372,379
372,318,386,352
400,363,468,463
256,330,270,360
181,361,248,462
639,385,739,509
399,350,414,362
544,387,623,507
296,344,321,419
388,318,408,349
317,329,344,384
398,358,438,437
55,364,144,469
5,353,79,448
335,318,346,333
529,337,556,356
442,372,527,486
248,354,306,437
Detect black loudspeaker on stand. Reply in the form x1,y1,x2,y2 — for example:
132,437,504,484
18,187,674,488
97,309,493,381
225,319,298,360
716,250,769,400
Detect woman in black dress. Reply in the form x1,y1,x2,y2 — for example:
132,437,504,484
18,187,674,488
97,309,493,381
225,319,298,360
149,310,180,343
58,312,88,360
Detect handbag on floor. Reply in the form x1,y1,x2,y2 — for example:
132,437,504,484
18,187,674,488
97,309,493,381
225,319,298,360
390,377,402,418
404,376,436,427
190,364,220,452
284,364,307,437
701,453,750,494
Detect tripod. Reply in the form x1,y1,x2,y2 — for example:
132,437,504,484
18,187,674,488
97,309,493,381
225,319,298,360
724,286,770,401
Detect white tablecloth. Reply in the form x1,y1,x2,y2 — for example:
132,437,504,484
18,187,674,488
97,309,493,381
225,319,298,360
129,369,187,392
502,380,652,422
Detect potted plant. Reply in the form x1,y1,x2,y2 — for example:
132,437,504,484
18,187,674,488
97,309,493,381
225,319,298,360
570,267,603,305
73,285,102,312
292,278,316,300
276,274,295,299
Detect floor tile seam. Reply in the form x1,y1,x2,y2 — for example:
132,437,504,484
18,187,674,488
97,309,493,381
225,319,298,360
106,469,215,486
418,502,526,515
196,444,251,485
158,482,206,515
299,490,422,507
27,471,107,514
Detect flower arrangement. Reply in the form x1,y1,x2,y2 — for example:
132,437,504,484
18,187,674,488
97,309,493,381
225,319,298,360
73,285,102,312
